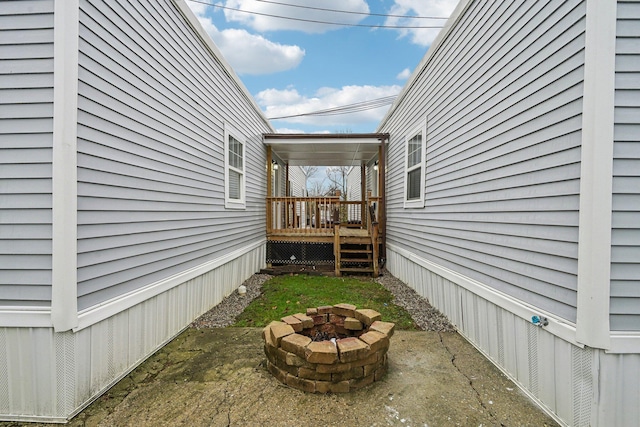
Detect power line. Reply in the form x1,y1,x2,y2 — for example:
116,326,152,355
267,95,397,120
251,0,449,20
189,0,446,29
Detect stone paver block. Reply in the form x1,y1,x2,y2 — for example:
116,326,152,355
267,362,287,383
306,307,318,315
355,308,382,325
285,352,307,367
374,363,388,381
329,314,345,325
329,380,350,393
332,303,357,318
280,315,303,332
337,337,370,363
350,373,374,390
281,333,312,358
351,352,378,368
285,374,315,393
275,349,299,375
263,321,281,347
315,380,331,393
305,341,338,364
317,305,333,314
269,322,295,346
332,366,364,382
344,317,363,330
298,367,332,381
316,361,353,374
293,313,314,329
358,330,389,353
312,314,327,325
370,320,395,338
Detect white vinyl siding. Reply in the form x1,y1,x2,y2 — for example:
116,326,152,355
75,0,271,310
0,0,55,307
379,0,585,322
225,125,246,209
610,0,640,331
287,165,307,196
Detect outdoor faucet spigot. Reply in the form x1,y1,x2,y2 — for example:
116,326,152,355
531,315,548,327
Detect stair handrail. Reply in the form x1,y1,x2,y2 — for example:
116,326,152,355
368,202,379,276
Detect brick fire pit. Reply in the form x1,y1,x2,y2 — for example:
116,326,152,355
263,303,395,393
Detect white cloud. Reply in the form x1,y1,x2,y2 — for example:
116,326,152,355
188,1,305,75
222,0,370,33
386,0,458,46
256,84,402,128
396,68,411,80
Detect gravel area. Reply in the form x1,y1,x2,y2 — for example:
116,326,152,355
376,269,456,332
190,273,272,329
190,269,456,332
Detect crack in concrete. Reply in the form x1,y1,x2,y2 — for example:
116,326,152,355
438,332,506,427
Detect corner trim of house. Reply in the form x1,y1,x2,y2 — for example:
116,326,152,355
51,0,80,332
387,242,582,348
74,239,266,331
575,0,616,350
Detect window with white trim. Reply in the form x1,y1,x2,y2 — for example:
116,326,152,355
224,124,246,209
404,122,426,208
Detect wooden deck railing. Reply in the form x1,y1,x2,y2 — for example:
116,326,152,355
266,196,380,235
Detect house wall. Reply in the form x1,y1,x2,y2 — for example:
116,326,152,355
287,165,307,197
346,166,361,201
0,0,55,308
380,0,586,323
379,0,640,425
0,0,271,421
610,0,640,331
74,0,271,310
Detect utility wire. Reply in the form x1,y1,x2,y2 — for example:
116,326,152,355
189,0,446,29
251,0,449,20
267,95,397,120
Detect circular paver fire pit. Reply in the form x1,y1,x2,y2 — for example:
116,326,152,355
263,303,395,393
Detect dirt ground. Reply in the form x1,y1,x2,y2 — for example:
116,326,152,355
3,328,561,427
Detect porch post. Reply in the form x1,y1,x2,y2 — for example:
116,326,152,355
378,137,386,260
266,145,272,235
360,163,366,229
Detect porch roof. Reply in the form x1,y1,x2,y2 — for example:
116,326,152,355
263,133,389,166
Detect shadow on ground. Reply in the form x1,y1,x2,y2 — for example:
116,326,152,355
3,328,559,427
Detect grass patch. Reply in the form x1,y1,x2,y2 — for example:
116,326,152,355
233,274,417,330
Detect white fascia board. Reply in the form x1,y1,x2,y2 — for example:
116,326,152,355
51,0,79,332
75,239,265,331
575,0,617,350
388,243,582,348
173,0,274,132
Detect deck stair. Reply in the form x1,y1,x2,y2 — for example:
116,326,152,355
334,228,379,277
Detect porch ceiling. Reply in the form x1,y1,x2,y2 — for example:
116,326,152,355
263,133,389,166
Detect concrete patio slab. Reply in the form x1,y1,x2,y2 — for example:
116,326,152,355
2,328,559,427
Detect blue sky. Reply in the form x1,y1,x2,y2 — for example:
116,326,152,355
187,0,459,133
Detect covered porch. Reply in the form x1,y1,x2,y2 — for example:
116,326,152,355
264,133,389,276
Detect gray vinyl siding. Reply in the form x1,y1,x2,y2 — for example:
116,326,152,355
0,0,54,307
379,0,585,322
75,0,271,310
610,1,640,331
